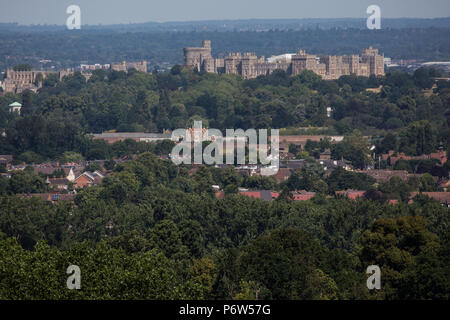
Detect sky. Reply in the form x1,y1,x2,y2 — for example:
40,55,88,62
0,0,449,25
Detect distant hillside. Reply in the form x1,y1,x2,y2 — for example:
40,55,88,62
0,25,449,70
1,18,450,32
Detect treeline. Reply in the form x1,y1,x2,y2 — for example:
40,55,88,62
0,115,174,163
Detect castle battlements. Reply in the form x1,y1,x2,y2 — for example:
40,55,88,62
183,40,385,80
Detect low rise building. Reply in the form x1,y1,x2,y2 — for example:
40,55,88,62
74,171,104,189
91,132,172,144
335,190,366,200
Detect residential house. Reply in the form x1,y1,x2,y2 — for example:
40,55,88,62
335,190,366,200
319,149,332,160
292,190,316,201
46,177,70,190
0,154,13,169
74,171,104,189
274,168,292,183
238,190,274,201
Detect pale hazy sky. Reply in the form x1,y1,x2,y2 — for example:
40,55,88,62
0,0,449,25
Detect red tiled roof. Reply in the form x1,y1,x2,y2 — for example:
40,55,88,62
335,190,366,199
239,191,261,199
347,191,365,199
292,193,315,201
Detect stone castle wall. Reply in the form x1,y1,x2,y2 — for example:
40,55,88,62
2,69,73,93
184,41,385,80
110,61,147,73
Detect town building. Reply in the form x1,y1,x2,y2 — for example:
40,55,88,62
46,177,70,191
335,190,366,200
8,102,22,115
110,61,147,73
91,132,172,144
74,171,104,189
1,69,73,93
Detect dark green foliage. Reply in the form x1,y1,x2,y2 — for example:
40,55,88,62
0,152,448,299
0,51,449,299
326,167,376,193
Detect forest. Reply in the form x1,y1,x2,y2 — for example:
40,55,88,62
1,65,449,163
0,63,449,299
0,152,449,299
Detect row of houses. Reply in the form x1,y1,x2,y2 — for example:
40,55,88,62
0,155,106,190
45,170,104,190
382,150,448,166
215,187,450,207
215,189,316,201
20,186,449,206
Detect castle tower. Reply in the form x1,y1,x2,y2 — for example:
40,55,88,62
184,40,213,72
361,47,385,76
202,40,211,49
291,50,318,75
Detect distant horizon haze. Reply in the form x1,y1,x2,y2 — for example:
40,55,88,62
0,0,449,26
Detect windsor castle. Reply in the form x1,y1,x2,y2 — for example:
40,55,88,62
184,40,385,80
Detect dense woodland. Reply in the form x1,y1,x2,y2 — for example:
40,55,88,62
0,60,449,299
0,152,449,299
1,65,449,164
